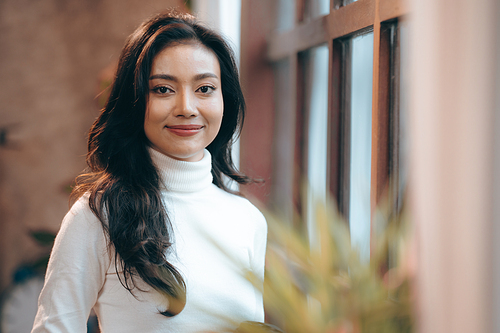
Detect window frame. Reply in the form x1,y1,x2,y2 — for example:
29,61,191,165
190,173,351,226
266,0,407,237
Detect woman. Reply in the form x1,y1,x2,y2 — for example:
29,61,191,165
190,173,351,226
32,11,267,333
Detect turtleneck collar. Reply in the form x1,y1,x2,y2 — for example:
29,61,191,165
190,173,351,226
148,148,213,193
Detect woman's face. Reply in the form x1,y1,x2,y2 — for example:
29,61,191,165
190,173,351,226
144,42,224,162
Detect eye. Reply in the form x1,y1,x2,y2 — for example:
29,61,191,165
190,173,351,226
152,86,173,94
197,86,215,94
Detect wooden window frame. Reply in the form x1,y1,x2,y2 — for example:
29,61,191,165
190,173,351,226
266,0,407,225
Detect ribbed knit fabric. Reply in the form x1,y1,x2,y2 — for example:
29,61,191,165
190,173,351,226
149,147,213,193
32,149,267,333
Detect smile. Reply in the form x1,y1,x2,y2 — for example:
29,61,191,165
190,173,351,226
166,125,204,137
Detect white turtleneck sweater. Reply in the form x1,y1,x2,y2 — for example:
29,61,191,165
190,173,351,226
32,149,267,333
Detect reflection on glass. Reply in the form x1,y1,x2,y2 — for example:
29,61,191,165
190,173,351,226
349,32,374,262
272,59,294,218
308,0,330,18
302,45,329,247
398,23,409,210
276,0,295,32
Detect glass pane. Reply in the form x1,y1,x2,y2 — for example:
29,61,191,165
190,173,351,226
349,32,374,262
308,0,330,18
276,0,295,32
398,23,409,207
271,58,294,218
302,45,329,246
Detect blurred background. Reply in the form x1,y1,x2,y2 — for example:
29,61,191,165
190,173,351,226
1,0,500,332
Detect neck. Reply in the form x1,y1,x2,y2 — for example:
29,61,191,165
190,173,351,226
148,148,213,193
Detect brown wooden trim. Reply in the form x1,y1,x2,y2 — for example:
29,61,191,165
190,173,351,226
379,0,407,22
370,20,401,211
293,54,305,220
369,18,404,263
374,21,401,268
338,38,352,219
267,0,408,62
268,0,376,61
267,16,328,61
326,0,375,41
374,23,393,205
328,39,343,209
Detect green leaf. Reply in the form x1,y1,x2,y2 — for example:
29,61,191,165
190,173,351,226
31,230,56,247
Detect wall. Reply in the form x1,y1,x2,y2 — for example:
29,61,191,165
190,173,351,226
0,0,185,292
410,0,498,332
239,0,275,205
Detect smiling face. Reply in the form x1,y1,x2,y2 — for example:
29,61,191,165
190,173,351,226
144,42,224,162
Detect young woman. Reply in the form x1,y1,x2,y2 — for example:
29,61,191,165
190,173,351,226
32,11,267,333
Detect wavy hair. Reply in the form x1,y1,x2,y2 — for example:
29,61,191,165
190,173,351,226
71,11,251,316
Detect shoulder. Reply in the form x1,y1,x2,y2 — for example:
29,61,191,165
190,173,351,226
211,185,267,231
58,194,106,246
49,194,111,275
67,194,93,218
212,185,264,212
64,194,99,225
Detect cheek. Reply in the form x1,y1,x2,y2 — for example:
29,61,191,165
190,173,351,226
212,101,224,132
143,102,163,139
143,109,153,134
144,100,162,123
202,94,224,126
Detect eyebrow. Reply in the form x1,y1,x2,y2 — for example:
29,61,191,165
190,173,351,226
149,73,219,81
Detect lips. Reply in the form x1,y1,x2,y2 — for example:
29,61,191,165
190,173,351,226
166,124,204,137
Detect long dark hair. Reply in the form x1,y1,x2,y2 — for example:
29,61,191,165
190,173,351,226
71,11,251,317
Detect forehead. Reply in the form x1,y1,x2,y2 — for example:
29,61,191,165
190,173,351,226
150,42,221,76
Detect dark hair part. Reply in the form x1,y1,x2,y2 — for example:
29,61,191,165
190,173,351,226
71,10,252,317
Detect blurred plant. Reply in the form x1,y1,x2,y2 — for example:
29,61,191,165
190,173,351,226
96,62,117,109
184,0,193,12
29,230,56,273
235,321,284,333
6,230,55,285
26,196,414,333
241,197,414,333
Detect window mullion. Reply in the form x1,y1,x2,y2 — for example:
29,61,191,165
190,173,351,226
369,0,381,230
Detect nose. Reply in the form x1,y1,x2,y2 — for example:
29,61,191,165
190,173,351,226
175,89,198,118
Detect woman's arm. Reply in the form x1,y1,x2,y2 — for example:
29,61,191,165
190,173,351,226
31,198,111,333
250,209,268,322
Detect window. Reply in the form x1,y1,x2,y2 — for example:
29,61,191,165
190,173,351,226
300,45,329,245
264,0,408,256
348,32,374,261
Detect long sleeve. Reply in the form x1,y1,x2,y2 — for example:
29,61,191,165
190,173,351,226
249,208,268,322
32,197,111,333
30,149,269,332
